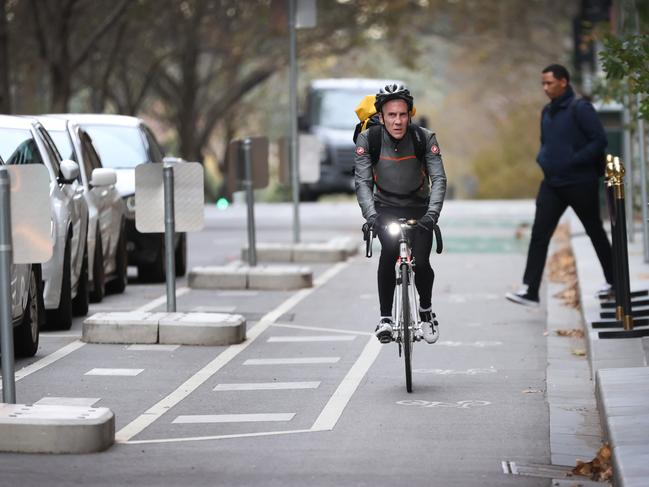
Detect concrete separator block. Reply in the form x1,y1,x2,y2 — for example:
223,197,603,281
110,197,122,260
0,403,114,453
159,312,246,346
82,311,160,344
292,243,346,263
242,236,358,263
247,265,313,290
188,266,247,289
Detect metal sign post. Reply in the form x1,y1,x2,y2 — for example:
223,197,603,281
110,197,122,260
163,164,177,312
0,168,16,403
242,139,257,266
289,0,300,244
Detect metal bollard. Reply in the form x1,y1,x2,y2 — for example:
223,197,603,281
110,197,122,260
241,139,257,267
163,164,176,312
0,168,16,403
606,156,634,330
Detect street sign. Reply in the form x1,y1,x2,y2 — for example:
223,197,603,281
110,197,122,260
6,165,53,264
296,0,317,28
278,134,322,184
226,137,269,194
135,162,204,233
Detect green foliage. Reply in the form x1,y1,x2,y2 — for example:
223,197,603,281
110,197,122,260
470,103,542,199
600,32,649,119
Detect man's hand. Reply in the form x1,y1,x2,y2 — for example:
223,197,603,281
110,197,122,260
362,214,378,236
417,213,437,233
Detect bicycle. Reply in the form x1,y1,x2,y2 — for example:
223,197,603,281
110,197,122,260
364,218,443,393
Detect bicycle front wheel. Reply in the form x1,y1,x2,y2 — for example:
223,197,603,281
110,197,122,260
400,263,413,393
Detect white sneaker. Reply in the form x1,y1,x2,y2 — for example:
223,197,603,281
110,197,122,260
421,317,439,344
597,283,613,297
505,285,540,308
375,318,393,344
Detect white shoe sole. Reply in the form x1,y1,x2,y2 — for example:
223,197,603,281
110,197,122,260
505,292,540,308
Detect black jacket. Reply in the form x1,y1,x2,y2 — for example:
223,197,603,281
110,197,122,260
536,86,607,187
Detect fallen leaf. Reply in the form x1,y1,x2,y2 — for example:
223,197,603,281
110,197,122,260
543,331,549,336
522,388,543,394
572,443,613,481
571,348,587,357
555,329,585,338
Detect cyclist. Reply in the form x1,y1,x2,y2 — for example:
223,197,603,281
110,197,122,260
355,83,447,344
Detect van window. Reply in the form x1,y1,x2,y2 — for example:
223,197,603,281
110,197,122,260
310,89,368,130
0,128,45,166
81,124,148,169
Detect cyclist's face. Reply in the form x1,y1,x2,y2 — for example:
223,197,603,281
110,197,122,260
380,100,409,139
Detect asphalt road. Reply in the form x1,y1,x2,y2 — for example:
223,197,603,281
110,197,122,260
0,199,554,486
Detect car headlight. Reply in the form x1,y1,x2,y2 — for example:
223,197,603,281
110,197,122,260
388,223,401,236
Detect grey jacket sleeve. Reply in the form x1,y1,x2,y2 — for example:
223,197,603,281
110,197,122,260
423,132,447,222
353,131,377,221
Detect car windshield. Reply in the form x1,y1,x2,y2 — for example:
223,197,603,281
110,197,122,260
48,130,75,161
311,89,370,130
0,128,43,165
80,124,147,168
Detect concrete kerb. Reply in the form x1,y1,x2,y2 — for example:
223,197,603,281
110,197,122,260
569,213,649,486
240,236,359,263
83,311,246,346
0,403,114,453
188,263,313,290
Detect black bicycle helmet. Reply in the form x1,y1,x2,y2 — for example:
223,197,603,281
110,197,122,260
374,83,414,113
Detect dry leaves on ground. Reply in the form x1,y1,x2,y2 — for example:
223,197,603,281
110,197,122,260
571,348,587,357
571,443,613,481
521,388,543,394
555,329,585,338
547,225,581,309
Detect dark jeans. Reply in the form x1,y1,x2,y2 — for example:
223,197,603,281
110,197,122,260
375,206,434,316
523,180,613,297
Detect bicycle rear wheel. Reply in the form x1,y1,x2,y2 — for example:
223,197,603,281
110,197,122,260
400,263,413,393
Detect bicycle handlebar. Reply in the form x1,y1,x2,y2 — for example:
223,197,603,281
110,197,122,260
362,219,443,257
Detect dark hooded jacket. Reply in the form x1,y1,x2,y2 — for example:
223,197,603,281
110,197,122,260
536,85,607,187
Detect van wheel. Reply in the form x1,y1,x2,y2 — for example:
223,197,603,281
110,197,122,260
175,233,187,277
106,224,127,294
90,232,105,303
14,265,41,358
138,236,165,283
46,238,73,330
72,247,89,316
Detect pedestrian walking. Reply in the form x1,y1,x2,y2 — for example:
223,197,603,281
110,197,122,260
506,64,614,307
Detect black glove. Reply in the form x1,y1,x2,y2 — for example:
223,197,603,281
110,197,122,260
362,214,378,237
417,214,437,233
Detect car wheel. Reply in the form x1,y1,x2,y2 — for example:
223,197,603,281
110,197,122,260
138,236,165,283
72,247,89,316
46,237,73,330
106,223,127,294
14,265,41,358
175,233,187,277
90,231,105,303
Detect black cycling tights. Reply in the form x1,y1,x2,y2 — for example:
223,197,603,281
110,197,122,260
375,207,434,317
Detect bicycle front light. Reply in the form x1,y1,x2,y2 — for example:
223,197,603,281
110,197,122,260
388,223,401,236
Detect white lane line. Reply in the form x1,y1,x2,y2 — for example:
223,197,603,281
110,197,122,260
127,344,180,352
243,357,340,365
172,413,295,424
213,382,320,391
115,260,350,443
125,428,314,445
0,340,86,391
271,323,372,336
39,333,82,339
217,290,259,297
192,306,237,313
135,287,190,312
85,368,144,376
267,335,355,343
35,397,100,407
311,337,381,431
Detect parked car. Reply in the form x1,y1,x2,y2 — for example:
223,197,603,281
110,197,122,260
0,155,44,357
298,78,397,200
0,116,89,330
38,117,127,302
61,114,186,283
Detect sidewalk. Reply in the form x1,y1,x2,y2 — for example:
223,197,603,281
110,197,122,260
570,214,649,487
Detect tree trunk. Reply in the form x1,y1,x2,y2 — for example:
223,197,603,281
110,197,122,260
50,64,71,112
0,0,10,113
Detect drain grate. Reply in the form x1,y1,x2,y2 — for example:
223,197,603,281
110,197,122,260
502,461,606,485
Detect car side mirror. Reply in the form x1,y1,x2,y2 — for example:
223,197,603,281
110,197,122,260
59,159,80,183
90,168,117,187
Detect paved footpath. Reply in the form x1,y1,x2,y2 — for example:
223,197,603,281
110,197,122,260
0,201,608,486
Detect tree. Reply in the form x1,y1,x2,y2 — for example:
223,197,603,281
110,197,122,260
28,0,129,111
0,0,9,112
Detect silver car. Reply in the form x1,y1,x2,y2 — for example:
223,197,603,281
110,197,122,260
0,116,89,330
62,114,186,283
38,117,127,302
0,155,45,358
